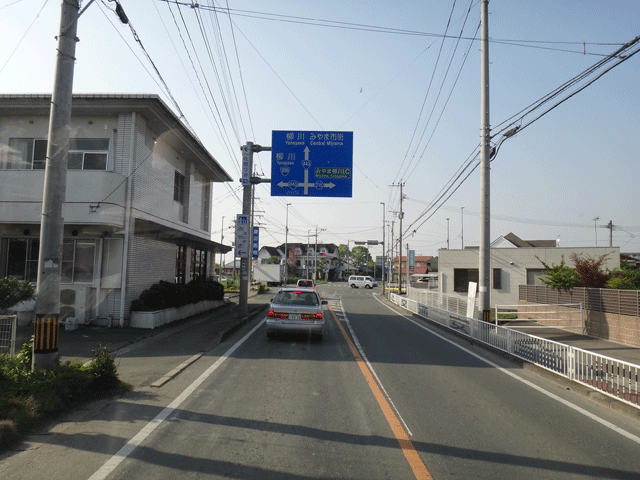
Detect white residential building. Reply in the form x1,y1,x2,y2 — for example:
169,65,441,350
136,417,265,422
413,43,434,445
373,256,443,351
439,233,620,308
0,94,232,325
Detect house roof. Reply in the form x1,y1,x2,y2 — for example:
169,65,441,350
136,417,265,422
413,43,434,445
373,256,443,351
261,246,281,257
0,94,232,182
503,232,557,248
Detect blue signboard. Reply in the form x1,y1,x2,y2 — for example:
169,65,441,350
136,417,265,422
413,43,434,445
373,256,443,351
252,226,259,258
271,131,353,197
235,214,249,258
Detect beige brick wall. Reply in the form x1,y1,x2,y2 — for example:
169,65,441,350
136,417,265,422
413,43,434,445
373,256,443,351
520,300,640,348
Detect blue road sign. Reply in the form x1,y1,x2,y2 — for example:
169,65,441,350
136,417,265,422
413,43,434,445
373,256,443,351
271,131,353,197
235,214,249,258
252,226,259,258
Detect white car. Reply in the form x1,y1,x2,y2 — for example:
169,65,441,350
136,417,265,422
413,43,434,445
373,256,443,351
266,287,327,339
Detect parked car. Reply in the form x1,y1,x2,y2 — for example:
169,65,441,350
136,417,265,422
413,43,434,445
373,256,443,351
296,278,315,289
348,275,375,289
266,287,327,339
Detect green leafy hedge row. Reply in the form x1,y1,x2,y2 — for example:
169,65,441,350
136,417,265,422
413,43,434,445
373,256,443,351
130,280,224,312
0,342,125,452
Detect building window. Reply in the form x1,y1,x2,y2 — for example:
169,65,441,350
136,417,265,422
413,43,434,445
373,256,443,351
493,268,502,289
2,138,109,170
3,139,47,169
2,238,39,282
527,269,545,286
453,268,478,293
61,239,96,284
191,248,207,281
176,245,186,284
174,171,186,204
68,138,109,170
201,181,211,230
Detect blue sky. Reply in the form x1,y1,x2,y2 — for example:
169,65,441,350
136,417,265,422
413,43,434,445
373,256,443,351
1,0,638,257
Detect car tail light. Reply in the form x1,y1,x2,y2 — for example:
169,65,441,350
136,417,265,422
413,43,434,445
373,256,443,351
301,312,323,320
267,310,288,319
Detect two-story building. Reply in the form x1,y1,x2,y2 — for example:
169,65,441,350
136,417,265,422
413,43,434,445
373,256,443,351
0,94,232,326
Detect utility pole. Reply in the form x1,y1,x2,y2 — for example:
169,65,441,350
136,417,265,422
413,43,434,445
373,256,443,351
381,202,386,295
446,218,450,249
399,182,404,294
219,216,224,278
33,0,80,370
478,0,491,322
608,220,613,247
239,142,270,319
461,207,464,249
285,203,290,279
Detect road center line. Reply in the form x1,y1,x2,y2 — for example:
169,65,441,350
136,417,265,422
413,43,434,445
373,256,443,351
88,319,266,480
327,302,433,480
376,295,640,446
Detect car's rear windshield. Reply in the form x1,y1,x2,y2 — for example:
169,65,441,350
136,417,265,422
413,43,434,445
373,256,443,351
274,290,319,306
297,280,313,287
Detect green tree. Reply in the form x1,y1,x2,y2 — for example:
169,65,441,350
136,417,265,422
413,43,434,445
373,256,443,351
352,246,372,270
536,255,578,291
607,260,640,290
267,256,281,265
338,244,352,266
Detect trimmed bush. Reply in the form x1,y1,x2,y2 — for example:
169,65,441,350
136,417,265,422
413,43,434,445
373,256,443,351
130,280,224,312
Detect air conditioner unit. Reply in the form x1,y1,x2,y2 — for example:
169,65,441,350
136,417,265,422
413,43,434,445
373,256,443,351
60,286,95,323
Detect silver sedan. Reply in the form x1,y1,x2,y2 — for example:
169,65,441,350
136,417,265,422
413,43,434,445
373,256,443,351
265,287,327,339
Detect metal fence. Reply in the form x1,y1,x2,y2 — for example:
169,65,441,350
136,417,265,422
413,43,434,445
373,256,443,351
0,314,17,357
494,303,584,334
407,286,479,319
520,285,640,317
390,293,640,410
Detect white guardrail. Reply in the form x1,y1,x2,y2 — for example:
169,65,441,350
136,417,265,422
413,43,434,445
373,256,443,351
0,314,17,357
390,292,640,410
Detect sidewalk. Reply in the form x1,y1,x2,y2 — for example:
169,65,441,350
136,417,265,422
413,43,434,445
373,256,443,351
14,293,270,363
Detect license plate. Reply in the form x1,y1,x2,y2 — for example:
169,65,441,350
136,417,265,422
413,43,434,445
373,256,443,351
289,314,301,320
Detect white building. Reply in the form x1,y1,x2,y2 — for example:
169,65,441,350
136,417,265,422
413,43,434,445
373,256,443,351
0,94,232,325
439,233,620,307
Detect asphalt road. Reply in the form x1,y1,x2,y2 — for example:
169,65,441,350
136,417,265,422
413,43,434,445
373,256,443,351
2,283,640,479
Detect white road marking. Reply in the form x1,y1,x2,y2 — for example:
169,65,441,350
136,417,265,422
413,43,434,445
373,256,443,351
375,296,640,445
88,319,266,480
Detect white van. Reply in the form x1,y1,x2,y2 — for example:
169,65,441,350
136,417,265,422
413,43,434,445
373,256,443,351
348,275,374,289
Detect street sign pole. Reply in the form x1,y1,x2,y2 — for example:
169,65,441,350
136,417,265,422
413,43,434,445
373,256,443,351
239,143,271,319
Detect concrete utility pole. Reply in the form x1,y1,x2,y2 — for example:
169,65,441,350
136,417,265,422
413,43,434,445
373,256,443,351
285,203,290,278
381,202,386,294
478,0,491,322
446,218,450,249
33,0,80,370
398,182,404,294
239,142,270,319
220,216,225,277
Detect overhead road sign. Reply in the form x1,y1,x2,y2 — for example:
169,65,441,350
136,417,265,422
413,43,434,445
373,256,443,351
271,130,353,197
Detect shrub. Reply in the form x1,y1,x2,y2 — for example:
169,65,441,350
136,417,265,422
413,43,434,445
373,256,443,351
130,280,224,312
537,255,579,291
571,253,611,288
0,277,35,312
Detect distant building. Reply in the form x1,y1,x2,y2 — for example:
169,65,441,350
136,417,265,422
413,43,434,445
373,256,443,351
0,94,232,325
438,233,620,308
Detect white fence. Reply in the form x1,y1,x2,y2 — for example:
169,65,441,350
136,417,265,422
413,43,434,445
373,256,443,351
0,314,17,357
390,293,640,410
